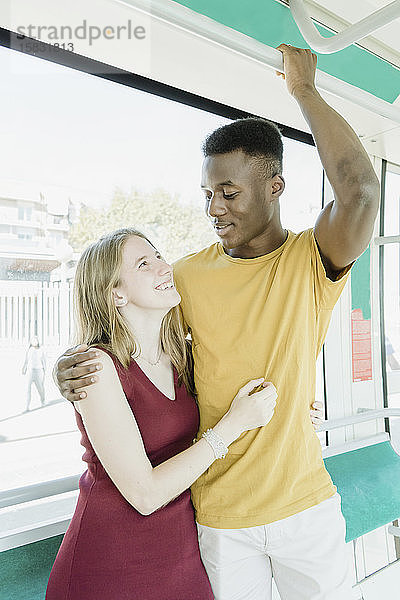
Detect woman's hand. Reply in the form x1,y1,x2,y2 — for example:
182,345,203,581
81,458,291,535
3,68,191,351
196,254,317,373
215,379,277,445
310,401,324,431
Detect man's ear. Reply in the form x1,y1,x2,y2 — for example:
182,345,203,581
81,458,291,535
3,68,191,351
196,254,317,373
271,174,285,198
112,289,127,307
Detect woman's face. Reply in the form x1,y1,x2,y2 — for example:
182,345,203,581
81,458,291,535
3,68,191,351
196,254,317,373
113,236,181,312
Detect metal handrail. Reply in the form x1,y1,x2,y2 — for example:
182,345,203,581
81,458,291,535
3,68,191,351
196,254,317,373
0,474,80,509
2,411,400,508
290,0,400,54
319,408,400,432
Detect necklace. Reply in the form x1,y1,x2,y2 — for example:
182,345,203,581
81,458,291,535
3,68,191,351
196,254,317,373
136,348,162,366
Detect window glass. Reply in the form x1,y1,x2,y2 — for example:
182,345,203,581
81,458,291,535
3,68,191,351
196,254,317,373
0,45,325,494
383,242,400,403
280,137,323,232
384,165,400,237
382,164,400,453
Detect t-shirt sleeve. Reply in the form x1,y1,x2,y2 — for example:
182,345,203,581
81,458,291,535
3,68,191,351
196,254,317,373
308,228,355,311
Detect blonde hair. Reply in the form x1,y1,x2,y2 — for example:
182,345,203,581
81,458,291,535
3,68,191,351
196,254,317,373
73,228,195,396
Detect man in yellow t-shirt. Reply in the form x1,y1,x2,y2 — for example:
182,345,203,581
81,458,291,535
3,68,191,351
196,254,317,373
172,45,379,599
56,46,379,599
173,228,351,529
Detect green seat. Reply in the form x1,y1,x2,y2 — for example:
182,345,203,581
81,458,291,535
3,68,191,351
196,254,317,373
321,408,400,544
324,441,400,542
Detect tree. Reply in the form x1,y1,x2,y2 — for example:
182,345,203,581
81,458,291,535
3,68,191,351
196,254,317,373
68,187,217,263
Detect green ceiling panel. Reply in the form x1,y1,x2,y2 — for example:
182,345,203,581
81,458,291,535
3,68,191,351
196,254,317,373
175,0,400,103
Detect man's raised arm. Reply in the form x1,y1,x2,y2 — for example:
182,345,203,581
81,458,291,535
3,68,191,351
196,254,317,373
277,44,380,277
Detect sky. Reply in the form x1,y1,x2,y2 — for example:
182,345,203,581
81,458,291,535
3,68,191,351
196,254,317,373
0,44,226,208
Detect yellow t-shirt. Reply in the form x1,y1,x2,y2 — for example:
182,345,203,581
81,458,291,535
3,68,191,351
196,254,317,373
173,228,353,529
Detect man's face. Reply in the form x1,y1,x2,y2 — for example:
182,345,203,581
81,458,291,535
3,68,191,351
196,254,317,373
201,150,283,253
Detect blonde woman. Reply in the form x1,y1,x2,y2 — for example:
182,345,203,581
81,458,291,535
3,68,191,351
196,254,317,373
46,227,277,600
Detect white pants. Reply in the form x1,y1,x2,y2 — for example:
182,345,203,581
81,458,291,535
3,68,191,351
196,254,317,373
197,493,355,600
26,368,45,409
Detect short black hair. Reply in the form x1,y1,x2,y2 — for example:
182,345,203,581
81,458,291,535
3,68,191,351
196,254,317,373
202,117,283,179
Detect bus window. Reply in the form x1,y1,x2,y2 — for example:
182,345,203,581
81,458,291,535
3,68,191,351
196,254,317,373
0,42,325,500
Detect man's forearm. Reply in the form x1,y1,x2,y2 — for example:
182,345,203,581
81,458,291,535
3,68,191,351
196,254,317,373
294,87,380,207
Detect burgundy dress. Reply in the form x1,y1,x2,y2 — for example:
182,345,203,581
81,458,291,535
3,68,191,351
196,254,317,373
46,354,213,600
